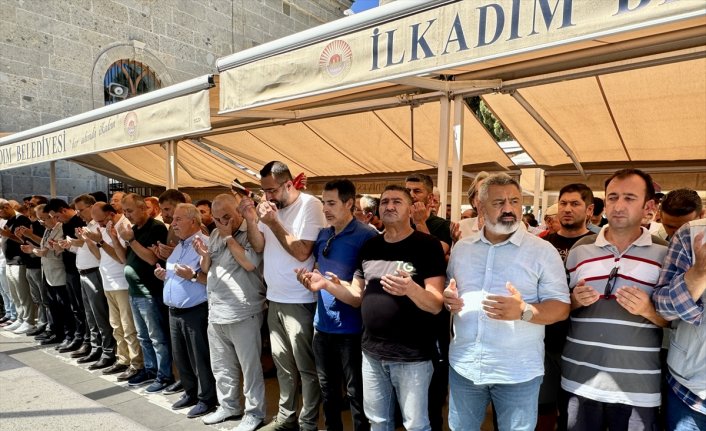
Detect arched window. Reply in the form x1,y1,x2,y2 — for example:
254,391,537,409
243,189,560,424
103,59,161,105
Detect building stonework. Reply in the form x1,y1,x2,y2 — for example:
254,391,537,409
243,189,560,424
0,0,351,201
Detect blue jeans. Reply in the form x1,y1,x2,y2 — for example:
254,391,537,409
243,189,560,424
129,295,173,382
666,384,706,431
362,352,433,431
449,366,542,431
0,265,16,319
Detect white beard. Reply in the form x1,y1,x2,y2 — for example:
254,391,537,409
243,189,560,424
484,219,521,236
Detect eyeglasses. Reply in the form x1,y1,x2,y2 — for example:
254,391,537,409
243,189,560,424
603,266,619,300
262,182,287,195
322,231,336,258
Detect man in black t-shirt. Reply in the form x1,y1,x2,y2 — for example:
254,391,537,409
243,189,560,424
538,183,595,431
348,185,446,430
45,199,89,353
0,199,35,333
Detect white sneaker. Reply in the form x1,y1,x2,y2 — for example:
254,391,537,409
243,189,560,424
4,320,22,331
234,414,264,431
13,322,35,334
202,407,240,425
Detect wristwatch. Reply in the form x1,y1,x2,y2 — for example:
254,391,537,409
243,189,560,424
520,302,534,322
190,270,199,283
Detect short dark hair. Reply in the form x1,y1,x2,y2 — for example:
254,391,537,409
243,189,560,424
97,203,118,214
89,191,108,203
159,189,186,204
323,179,356,206
604,169,655,203
559,183,594,206
405,173,434,193
73,194,96,206
22,196,32,202
260,161,293,183
593,197,605,214
45,198,70,213
195,199,212,209
32,195,48,205
382,184,413,204
661,188,702,217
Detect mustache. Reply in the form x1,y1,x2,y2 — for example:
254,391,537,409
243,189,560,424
498,212,516,220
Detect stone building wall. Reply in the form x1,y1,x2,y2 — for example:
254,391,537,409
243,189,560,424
0,0,351,201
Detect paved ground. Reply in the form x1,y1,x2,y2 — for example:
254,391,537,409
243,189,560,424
0,329,285,431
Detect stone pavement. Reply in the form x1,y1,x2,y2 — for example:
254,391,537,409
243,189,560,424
0,329,281,431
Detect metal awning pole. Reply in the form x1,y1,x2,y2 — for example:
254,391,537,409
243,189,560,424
166,140,178,189
450,95,464,223
437,96,451,215
49,161,57,198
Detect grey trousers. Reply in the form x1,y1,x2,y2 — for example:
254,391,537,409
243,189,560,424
79,270,115,359
268,301,320,430
26,268,48,326
208,313,266,419
6,264,35,324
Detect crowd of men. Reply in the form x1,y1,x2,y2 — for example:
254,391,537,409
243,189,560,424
0,161,704,431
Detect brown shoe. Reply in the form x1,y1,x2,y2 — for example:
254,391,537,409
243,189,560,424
70,344,91,358
116,366,140,382
102,363,129,375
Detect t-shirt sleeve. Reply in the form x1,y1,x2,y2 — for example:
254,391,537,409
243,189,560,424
149,223,169,246
538,243,570,303
298,198,325,242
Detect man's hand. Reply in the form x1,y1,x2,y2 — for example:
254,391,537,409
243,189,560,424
15,225,32,238
443,278,464,313
215,214,234,238
57,239,72,250
239,198,259,225
20,243,34,254
154,263,166,281
295,268,338,292
482,282,524,320
48,239,63,253
450,222,461,243
0,227,12,238
616,286,655,317
257,201,278,226
116,222,134,242
174,263,196,280
156,241,174,259
80,227,102,243
193,236,209,257
381,270,416,296
411,202,430,226
572,279,600,307
691,231,706,279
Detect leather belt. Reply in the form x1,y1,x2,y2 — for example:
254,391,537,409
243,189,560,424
78,267,99,276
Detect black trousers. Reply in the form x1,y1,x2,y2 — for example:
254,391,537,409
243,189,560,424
65,271,86,342
169,302,216,403
44,279,75,341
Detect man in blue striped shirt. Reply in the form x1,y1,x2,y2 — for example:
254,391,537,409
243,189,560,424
653,218,706,430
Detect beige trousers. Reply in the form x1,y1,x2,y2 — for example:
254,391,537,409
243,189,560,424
105,290,143,368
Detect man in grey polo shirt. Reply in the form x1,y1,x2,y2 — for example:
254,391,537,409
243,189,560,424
195,193,266,431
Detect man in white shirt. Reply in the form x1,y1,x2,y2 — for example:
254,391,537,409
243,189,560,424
70,194,115,370
245,161,325,431
81,202,143,381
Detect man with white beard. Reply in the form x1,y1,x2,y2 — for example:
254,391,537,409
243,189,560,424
443,173,570,431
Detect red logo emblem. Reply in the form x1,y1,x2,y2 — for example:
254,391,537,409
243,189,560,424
319,40,352,80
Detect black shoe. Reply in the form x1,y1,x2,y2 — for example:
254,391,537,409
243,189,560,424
163,380,184,395
0,316,10,324
26,325,46,337
55,339,72,350
172,394,197,410
70,344,92,358
187,401,216,418
102,363,129,375
58,339,83,353
35,331,54,340
77,351,102,364
88,357,115,370
39,335,60,345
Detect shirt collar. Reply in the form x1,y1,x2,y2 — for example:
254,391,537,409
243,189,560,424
474,223,527,247
179,230,202,246
595,225,653,248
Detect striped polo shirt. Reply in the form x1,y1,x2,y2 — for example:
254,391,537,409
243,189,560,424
561,227,668,407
